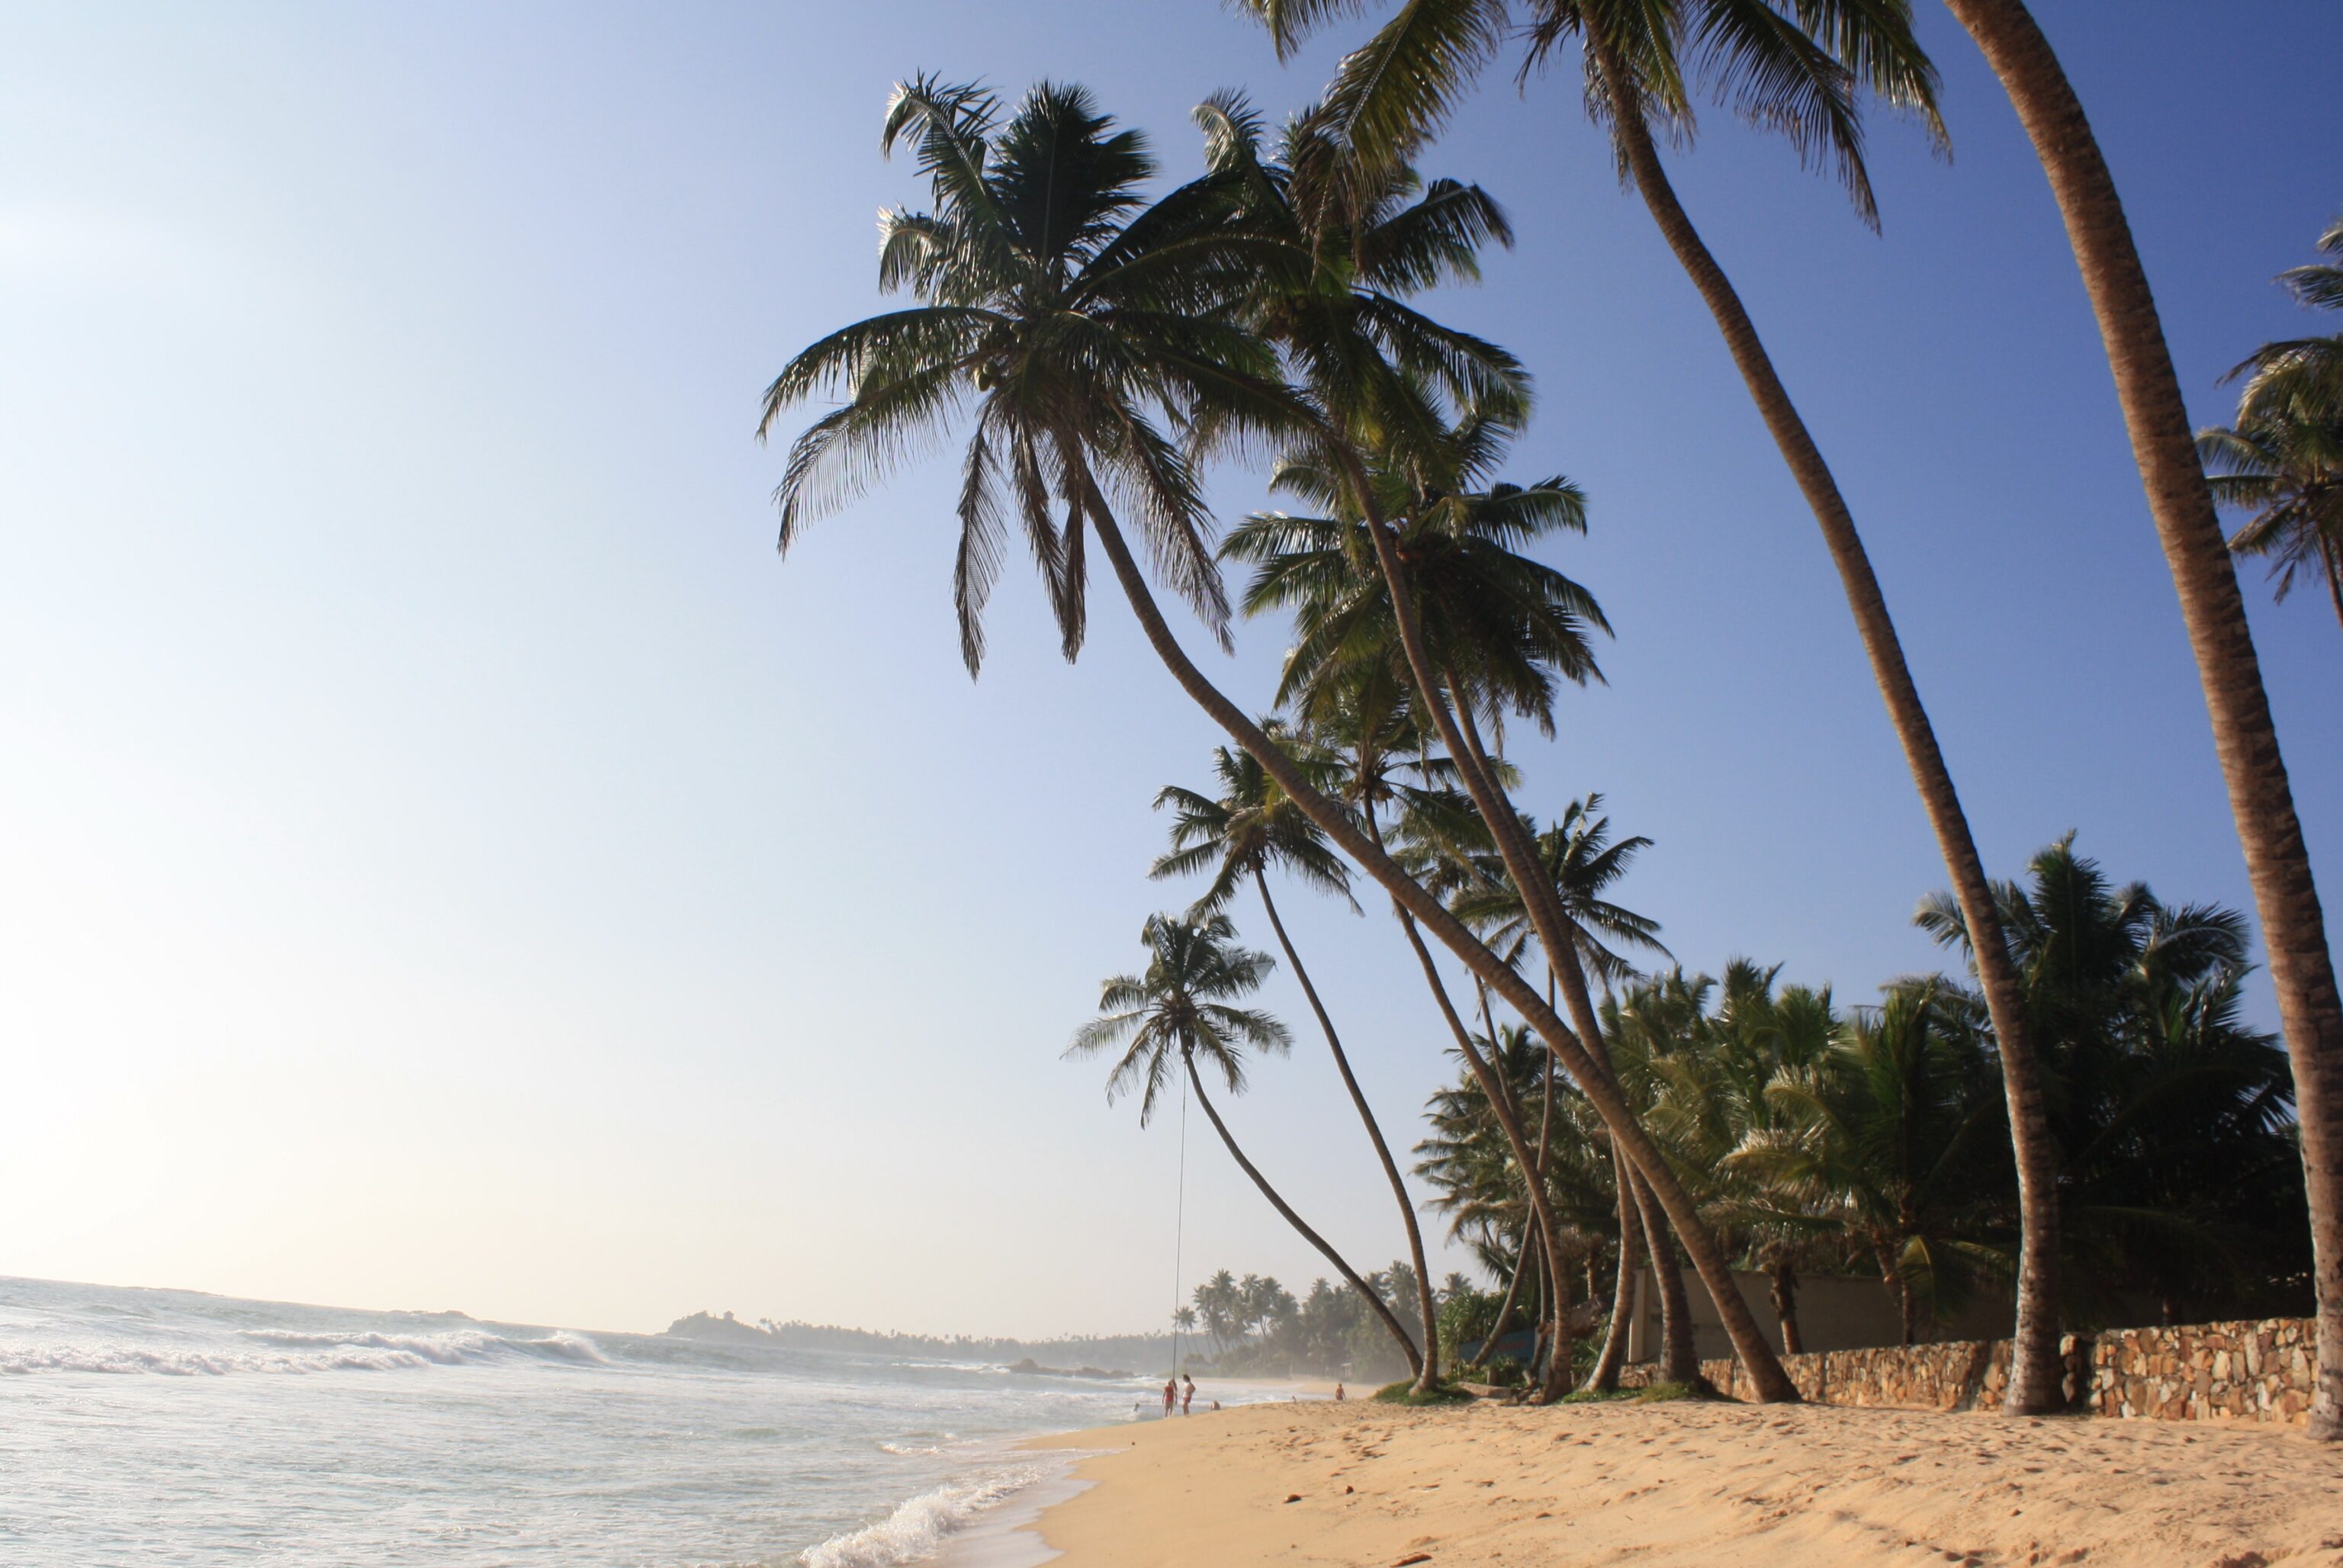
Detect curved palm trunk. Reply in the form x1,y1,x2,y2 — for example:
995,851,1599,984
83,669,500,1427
1586,36,2065,1415
1181,1048,1422,1377
1079,493,1795,1400
1585,1142,1642,1391
1446,702,1711,1392
1940,0,2343,1441
1385,636,1789,1399
1252,869,1442,1390
1483,1224,1535,1369
1631,1166,1702,1386
1387,892,1575,1401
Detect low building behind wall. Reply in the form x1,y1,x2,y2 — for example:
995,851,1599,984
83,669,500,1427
1624,1267,2010,1363
1618,1316,2319,1427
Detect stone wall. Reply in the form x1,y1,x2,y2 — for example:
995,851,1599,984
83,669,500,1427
1616,1316,2316,1426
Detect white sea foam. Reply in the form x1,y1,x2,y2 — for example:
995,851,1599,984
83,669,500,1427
799,1466,1048,1568
243,1328,608,1365
0,1328,606,1377
0,1342,441,1376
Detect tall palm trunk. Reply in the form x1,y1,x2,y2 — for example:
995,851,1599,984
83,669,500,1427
1387,888,1576,1400
1445,700,1695,1390
1484,1223,1534,1367
1586,36,2065,1415
1180,1048,1422,1376
1940,0,2343,1441
1625,1165,1699,1384
1585,1142,1642,1390
1252,868,1442,1390
1385,622,1785,1395
1875,1240,1917,1348
1768,1255,1805,1358
1078,489,1798,1401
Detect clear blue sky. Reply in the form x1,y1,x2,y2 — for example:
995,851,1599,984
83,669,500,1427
2,2,2335,1337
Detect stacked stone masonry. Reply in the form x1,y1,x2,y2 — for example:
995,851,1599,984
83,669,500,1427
1617,1316,2316,1426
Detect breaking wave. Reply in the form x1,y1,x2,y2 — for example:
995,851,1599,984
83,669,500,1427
0,1329,606,1377
798,1465,1047,1568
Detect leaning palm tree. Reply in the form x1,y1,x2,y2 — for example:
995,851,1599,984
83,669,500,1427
761,73,1795,1400
1239,0,2071,1414
1303,665,1583,1399
1236,416,1782,1396
1069,911,1423,1372
1432,794,1671,1390
1152,731,1448,1390
1936,2,2343,1436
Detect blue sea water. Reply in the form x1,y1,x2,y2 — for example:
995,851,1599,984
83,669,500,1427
0,1276,1194,1566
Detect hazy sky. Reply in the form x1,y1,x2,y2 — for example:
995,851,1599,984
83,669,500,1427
2,2,2336,1339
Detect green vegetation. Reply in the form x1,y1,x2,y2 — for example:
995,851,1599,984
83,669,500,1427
1373,1378,1475,1406
2200,215,2343,632
761,12,2341,1436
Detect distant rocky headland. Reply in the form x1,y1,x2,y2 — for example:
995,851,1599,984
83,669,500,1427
1002,1357,1132,1380
661,1310,1162,1373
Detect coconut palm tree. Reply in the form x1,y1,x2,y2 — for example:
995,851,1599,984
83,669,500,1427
1225,417,1605,732
1936,0,2343,1435
1234,419,1770,1393
1415,1023,1569,1375
1294,667,1580,1399
2221,217,2343,428
1236,0,2071,1413
1069,911,1423,1372
2199,414,2343,634
1152,731,1448,1390
2199,219,2343,636
762,72,1796,1400
1735,979,2011,1345
1432,795,1671,1390
1447,796,1668,996
1920,837,2312,1326
1191,95,1800,1398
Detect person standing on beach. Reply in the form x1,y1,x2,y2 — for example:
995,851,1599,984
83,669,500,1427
1334,1383,1345,1403
1162,1377,1176,1418
1181,1375,1194,1415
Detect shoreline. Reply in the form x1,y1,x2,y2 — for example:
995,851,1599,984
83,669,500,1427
976,1395,2342,1566
923,1377,1345,1568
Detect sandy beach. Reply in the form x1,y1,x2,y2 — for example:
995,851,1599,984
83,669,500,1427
1016,1397,2343,1566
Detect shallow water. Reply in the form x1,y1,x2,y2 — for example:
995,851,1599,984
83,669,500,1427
0,1276,1165,1566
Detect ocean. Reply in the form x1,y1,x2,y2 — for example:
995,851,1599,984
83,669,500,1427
0,1276,1229,1566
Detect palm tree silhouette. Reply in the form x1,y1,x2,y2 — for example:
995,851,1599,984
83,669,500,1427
1153,728,1446,1390
1069,912,1424,1374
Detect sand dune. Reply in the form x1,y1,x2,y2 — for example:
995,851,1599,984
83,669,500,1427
1026,1396,2343,1566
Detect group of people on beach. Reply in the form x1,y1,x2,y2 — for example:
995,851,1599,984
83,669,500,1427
1156,1375,1345,1415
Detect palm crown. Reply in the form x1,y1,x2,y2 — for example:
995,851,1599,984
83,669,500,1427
760,76,1311,673
1151,725,1357,915
1067,912,1294,1125
1226,413,1609,735
1242,0,1943,230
